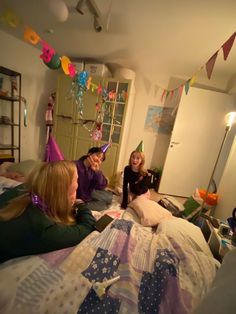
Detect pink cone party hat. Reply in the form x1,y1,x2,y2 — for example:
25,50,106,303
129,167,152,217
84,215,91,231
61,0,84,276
135,140,144,152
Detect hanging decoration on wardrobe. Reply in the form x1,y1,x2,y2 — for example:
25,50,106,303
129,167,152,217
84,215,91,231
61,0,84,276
1,6,235,104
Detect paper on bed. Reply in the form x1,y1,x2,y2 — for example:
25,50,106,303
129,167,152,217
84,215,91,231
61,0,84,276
0,176,22,195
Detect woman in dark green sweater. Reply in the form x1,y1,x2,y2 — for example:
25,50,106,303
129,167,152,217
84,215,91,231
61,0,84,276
0,160,96,263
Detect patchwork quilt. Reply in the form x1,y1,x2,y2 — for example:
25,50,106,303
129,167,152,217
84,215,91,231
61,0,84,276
0,208,219,314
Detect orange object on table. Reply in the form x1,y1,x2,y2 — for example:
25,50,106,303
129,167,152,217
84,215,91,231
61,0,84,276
199,189,218,206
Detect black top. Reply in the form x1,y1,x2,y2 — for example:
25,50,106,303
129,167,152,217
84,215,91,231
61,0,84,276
121,165,149,209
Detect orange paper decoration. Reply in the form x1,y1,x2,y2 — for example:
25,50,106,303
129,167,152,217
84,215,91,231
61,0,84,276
24,26,40,45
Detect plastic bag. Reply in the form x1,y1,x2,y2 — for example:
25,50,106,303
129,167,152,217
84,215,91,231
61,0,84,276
198,189,218,206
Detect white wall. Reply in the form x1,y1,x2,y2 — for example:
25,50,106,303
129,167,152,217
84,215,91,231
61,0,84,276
0,30,58,161
214,133,236,221
120,71,177,171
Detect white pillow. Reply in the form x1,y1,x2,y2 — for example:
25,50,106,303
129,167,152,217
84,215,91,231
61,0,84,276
129,195,172,227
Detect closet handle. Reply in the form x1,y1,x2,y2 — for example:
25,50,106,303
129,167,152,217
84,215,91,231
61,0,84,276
56,114,72,120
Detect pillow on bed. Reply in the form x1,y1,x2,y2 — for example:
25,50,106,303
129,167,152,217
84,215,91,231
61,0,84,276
129,196,172,227
8,160,42,177
0,162,14,175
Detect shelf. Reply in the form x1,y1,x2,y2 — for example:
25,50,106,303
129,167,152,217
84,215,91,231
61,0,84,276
0,66,21,162
0,95,20,101
0,66,21,77
0,144,20,149
0,122,19,126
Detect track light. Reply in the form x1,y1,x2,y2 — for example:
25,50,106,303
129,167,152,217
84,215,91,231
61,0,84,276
76,0,104,32
93,15,102,32
76,0,87,15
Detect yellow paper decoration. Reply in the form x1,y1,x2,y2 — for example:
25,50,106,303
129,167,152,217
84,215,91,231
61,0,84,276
1,9,20,28
61,56,71,75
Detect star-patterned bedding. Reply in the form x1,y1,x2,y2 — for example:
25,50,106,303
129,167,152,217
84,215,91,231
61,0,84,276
0,198,220,314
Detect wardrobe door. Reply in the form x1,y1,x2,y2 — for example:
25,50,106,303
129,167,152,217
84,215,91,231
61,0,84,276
54,74,133,179
73,76,104,160
53,74,76,159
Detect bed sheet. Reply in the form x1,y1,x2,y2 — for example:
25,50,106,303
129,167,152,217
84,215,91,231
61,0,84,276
0,175,22,195
0,196,220,314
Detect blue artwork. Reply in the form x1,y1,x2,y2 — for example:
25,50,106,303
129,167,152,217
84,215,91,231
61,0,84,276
144,105,175,134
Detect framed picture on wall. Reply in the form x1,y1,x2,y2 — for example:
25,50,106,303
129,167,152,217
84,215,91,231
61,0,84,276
144,105,175,134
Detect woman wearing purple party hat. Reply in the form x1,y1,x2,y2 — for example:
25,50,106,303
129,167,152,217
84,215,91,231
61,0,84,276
74,142,113,211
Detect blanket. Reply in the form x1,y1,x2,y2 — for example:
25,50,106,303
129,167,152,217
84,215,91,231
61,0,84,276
0,207,219,314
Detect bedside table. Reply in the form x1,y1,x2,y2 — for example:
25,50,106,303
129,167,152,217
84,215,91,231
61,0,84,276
197,216,235,261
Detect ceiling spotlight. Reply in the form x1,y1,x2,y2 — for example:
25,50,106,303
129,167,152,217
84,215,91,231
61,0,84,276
76,0,87,15
75,0,104,32
94,16,102,32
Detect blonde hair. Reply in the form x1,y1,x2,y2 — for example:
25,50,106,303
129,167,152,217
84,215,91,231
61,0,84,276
0,161,77,225
129,151,147,175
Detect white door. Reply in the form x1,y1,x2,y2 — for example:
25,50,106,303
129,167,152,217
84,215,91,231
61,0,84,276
158,87,233,197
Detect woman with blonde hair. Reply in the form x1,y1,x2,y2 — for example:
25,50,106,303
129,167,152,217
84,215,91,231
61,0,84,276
0,161,95,263
121,141,151,209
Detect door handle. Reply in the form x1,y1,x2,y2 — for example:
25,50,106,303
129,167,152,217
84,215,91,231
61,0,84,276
170,141,180,147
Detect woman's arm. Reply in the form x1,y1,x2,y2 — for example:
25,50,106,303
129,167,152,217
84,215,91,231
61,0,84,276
121,166,129,209
40,207,96,251
93,171,108,190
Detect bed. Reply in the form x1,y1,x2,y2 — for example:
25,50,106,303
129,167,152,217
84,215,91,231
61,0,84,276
0,174,221,314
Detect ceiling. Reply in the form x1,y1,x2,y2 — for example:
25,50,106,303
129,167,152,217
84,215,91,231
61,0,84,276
1,0,236,91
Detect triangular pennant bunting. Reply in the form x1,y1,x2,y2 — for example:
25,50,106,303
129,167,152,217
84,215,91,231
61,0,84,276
190,75,196,86
161,89,166,102
185,80,190,95
222,32,236,60
205,51,218,80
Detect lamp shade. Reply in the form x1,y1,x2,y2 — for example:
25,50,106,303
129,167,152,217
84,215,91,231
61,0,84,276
225,111,236,128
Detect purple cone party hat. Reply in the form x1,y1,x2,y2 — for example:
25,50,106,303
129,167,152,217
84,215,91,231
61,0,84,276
101,142,111,153
135,140,144,152
44,134,65,162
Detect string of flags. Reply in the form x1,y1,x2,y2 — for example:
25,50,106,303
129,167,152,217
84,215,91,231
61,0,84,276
0,6,235,105
0,6,129,142
160,31,236,103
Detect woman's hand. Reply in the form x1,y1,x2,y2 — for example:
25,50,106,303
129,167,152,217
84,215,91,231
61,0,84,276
87,155,100,171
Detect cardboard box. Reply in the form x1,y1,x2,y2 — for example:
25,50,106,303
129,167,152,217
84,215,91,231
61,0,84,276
0,154,15,165
84,63,111,77
73,62,84,73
